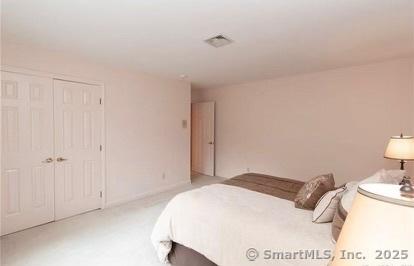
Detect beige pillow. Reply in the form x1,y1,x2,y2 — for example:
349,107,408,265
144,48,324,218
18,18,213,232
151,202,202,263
312,187,346,223
294,173,335,210
341,169,405,212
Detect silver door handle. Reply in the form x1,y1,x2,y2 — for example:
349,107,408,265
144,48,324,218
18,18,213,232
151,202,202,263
56,157,68,162
42,158,54,163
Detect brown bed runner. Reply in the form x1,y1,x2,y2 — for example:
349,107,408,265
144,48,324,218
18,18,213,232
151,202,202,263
221,173,305,201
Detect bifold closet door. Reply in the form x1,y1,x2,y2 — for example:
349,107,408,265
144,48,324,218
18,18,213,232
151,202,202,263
1,72,55,235
53,80,102,220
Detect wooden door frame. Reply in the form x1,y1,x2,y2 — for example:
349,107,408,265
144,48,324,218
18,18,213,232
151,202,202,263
0,65,107,210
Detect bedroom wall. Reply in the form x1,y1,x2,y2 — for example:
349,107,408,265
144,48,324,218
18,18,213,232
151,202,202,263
1,43,191,207
196,58,414,184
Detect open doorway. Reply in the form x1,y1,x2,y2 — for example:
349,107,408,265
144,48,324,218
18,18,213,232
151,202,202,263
191,101,215,179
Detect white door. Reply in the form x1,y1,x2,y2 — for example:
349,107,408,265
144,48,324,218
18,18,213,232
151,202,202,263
1,72,55,235
53,80,102,220
191,102,215,176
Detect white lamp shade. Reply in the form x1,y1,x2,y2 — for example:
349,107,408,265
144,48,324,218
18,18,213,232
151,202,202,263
331,184,414,265
384,136,414,160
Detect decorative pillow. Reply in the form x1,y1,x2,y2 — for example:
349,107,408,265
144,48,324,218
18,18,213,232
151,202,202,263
331,201,348,243
341,169,405,212
381,169,405,184
294,173,335,210
312,187,346,223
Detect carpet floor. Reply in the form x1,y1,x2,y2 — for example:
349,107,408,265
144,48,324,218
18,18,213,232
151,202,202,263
1,174,224,266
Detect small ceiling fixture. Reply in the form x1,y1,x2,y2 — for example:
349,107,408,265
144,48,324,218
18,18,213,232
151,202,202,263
204,34,233,48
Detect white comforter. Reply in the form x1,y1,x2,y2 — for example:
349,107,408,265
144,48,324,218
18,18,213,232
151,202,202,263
151,184,333,266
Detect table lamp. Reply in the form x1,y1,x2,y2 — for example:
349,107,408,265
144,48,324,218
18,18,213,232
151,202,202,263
331,184,414,265
384,133,414,197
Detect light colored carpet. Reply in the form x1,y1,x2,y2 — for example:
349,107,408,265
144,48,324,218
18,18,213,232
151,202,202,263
1,174,224,266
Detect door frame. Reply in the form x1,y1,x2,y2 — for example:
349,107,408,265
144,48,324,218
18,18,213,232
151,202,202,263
0,65,107,210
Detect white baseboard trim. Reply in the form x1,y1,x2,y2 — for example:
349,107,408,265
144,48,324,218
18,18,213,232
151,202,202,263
104,179,191,208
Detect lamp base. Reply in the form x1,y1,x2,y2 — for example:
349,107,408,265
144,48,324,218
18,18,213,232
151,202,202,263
400,177,414,198
400,176,411,185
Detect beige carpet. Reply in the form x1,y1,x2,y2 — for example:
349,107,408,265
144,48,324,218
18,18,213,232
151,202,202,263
1,175,224,266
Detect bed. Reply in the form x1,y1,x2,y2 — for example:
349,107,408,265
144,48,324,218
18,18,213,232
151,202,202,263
151,173,334,266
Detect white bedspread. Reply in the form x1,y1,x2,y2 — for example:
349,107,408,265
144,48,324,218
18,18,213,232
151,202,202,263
151,184,334,266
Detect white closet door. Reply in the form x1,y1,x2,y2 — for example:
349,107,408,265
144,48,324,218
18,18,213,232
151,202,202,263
53,80,102,220
191,102,215,176
1,71,55,235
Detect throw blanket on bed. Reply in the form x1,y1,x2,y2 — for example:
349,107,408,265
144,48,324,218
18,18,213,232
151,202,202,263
151,183,333,266
222,173,304,201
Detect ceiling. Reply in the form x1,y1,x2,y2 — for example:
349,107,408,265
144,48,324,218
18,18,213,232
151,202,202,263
2,0,413,89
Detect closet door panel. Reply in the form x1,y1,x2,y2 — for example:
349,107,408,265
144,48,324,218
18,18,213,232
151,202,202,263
54,80,102,220
1,72,54,235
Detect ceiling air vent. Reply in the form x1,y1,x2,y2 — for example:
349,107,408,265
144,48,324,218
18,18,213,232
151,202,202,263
204,35,233,48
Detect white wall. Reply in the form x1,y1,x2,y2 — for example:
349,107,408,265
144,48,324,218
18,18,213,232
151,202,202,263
196,58,414,185
1,44,191,206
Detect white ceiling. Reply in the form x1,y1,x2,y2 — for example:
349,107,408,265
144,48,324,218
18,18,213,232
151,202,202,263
2,0,413,89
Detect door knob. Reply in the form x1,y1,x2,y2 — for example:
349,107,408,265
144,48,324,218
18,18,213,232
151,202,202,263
42,158,54,163
56,157,68,162
208,141,214,145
